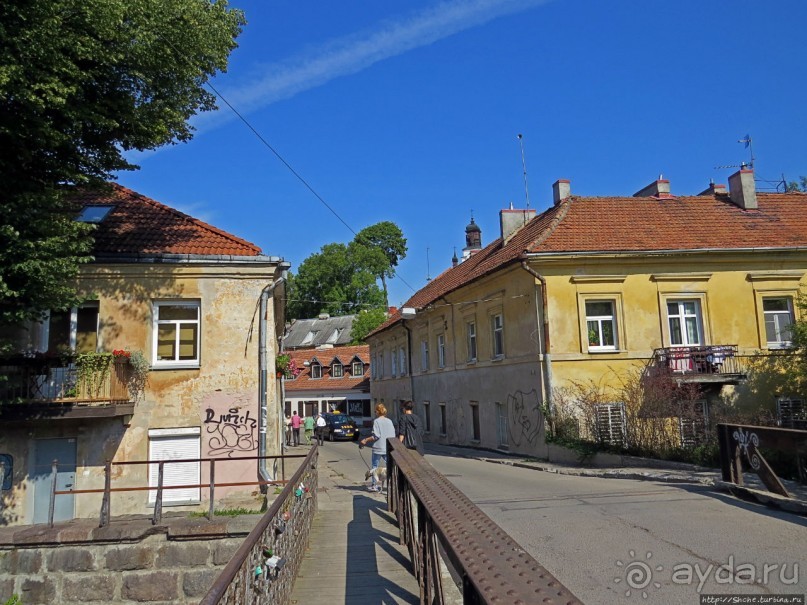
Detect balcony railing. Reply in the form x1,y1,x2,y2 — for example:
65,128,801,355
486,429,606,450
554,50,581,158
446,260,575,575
0,357,132,408
647,345,747,381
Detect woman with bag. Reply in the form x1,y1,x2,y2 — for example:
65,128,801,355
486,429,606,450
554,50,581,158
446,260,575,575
397,400,424,455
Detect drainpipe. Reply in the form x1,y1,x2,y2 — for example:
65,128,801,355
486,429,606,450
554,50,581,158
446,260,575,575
258,264,290,487
520,260,554,429
403,320,414,409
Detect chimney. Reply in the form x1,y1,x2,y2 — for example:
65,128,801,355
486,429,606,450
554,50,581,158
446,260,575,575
728,169,757,209
388,306,398,316
634,177,671,198
697,181,727,196
552,179,571,205
500,207,536,244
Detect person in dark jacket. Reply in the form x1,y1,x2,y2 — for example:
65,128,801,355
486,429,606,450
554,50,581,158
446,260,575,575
397,400,424,455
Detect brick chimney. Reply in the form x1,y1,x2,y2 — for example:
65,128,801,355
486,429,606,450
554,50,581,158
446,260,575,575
552,179,571,205
388,306,398,316
500,204,536,244
634,178,671,198
728,169,757,210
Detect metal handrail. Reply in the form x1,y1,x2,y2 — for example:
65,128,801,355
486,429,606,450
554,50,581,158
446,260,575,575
200,444,319,605
387,439,582,604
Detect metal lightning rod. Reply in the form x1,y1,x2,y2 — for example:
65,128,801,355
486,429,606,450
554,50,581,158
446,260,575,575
517,133,531,209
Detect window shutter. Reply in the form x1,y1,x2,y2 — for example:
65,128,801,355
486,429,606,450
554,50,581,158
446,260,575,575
594,403,627,446
149,435,200,503
777,398,806,429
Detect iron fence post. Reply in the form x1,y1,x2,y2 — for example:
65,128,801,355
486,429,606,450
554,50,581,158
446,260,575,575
48,459,58,528
208,460,216,520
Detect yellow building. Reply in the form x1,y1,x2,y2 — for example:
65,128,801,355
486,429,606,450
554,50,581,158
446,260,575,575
0,185,288,525
367,170,807,455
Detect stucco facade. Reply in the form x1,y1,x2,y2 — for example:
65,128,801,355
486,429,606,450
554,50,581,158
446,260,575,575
0,185,288,526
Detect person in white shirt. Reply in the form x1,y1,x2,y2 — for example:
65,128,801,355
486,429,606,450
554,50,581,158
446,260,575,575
315,413,327,446
360,403,396,492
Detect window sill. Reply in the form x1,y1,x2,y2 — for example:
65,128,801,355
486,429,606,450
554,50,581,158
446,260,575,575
587,349,620,354
152,364,200,371
491,356,504,362
466,359,477,365
147,499,200,508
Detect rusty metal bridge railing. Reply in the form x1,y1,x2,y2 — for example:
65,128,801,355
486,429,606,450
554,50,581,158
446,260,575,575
387,438,582,605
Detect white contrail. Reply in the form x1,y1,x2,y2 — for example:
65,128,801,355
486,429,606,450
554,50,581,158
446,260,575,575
190,0,550,133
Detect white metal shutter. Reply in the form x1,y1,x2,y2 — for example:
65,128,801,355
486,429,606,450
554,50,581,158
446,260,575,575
148,435,200,503
777,398,806,430
594,402,627,447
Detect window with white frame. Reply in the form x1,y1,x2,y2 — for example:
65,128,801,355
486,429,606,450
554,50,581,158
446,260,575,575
352,360,364,376
467,321,477,361
331,361,343,378
666,300,702,346
437,333,446,368
763,297,794,348
586,300,617,351
391,349,398,376
421,339,429,372
153,301,200,367
491,314,504,358
310,362,322,379
399,347,407,375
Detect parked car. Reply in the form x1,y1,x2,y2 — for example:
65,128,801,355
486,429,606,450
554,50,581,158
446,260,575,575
322,413,360,441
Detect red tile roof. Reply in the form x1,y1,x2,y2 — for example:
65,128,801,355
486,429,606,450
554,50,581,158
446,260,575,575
72,183,262,256
284,345,370,393
370,191,807,336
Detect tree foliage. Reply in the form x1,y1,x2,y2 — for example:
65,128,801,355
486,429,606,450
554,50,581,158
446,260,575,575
0,0,245,327
786,176,807,193
350,308,388,344
288,222,408,320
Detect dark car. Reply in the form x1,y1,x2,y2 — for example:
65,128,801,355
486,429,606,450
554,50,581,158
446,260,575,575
322,413,360,441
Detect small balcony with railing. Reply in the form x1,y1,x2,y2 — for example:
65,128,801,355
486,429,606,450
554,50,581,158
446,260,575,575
646,345,748,384
0,354,135,421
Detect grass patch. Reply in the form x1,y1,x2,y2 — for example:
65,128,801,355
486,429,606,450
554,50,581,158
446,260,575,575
189,508,263,518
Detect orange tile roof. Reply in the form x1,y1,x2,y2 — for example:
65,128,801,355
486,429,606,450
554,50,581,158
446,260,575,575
370,191,807,336
284,345,370,393
72,183,262,256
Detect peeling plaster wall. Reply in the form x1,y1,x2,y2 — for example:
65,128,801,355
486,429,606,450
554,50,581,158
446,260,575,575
1,262,283,526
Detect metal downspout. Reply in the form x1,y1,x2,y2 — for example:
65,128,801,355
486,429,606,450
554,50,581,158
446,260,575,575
403,321,414,406
258,267,289,487
520,260,554,425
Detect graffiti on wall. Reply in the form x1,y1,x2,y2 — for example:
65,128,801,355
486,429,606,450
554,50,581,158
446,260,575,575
506,389,543,447
203,405,258,457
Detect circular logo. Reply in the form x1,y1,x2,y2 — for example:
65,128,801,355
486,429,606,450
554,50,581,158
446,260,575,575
615,550,663,599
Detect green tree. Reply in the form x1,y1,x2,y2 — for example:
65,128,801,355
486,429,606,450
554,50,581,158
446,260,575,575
354,222,407,306
0,0,245,328
350,308,388,343
288,221,407,320
786,176,807,192
288,243,386,320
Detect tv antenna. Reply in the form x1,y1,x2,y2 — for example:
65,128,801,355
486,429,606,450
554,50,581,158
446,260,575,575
738,134,754,169
517,134,531,208
426,247,431,282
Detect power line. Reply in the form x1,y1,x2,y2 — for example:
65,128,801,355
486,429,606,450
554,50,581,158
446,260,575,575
160,37,419,295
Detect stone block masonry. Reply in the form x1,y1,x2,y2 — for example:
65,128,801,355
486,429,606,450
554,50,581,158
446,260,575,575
0,514,257,604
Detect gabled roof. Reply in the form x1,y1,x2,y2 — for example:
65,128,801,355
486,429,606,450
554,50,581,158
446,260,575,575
284,345,370,393
72,183,263,257
370,191,807,337
283,315,356,349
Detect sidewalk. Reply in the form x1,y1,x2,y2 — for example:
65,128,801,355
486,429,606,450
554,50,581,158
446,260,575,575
425,442,807,515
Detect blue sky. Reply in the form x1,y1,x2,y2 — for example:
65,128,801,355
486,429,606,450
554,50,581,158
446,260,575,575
117,0,807,309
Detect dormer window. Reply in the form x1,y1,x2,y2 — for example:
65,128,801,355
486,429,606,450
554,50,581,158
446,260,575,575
326,328,342,344
310,362,322,379
331,362,343,378
301,330,318,346
352,361,363,376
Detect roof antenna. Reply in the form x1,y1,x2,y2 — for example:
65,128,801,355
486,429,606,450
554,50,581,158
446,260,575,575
426,246,431,282
738,134,754,169
517,134,531,209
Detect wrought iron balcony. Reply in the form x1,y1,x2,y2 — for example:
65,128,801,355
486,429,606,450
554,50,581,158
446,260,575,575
0,357,134,420
647,345,747,383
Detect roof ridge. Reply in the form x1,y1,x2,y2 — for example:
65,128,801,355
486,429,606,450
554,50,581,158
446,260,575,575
110,183,261,253
527,198,572,249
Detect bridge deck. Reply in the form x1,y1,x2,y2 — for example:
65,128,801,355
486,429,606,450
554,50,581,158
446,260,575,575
290,455,419,605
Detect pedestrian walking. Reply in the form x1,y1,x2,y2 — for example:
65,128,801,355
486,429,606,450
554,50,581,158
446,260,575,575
397,400,424,455
360,403,396,492
315,413,327,445
291,411,302,446
284,412,292,447
303,413,315,445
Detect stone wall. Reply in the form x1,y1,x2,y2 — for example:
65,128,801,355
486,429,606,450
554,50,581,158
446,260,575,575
0,514,258,604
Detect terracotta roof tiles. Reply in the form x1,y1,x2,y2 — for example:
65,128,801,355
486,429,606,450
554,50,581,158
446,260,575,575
284,345,370,393
72,183,262,257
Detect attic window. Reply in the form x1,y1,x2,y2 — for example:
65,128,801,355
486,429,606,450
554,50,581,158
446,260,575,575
77,205,114,223
301,330,318,345
326,328,342,344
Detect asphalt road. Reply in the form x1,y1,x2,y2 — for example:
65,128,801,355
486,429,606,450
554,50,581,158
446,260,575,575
321,440,807,605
